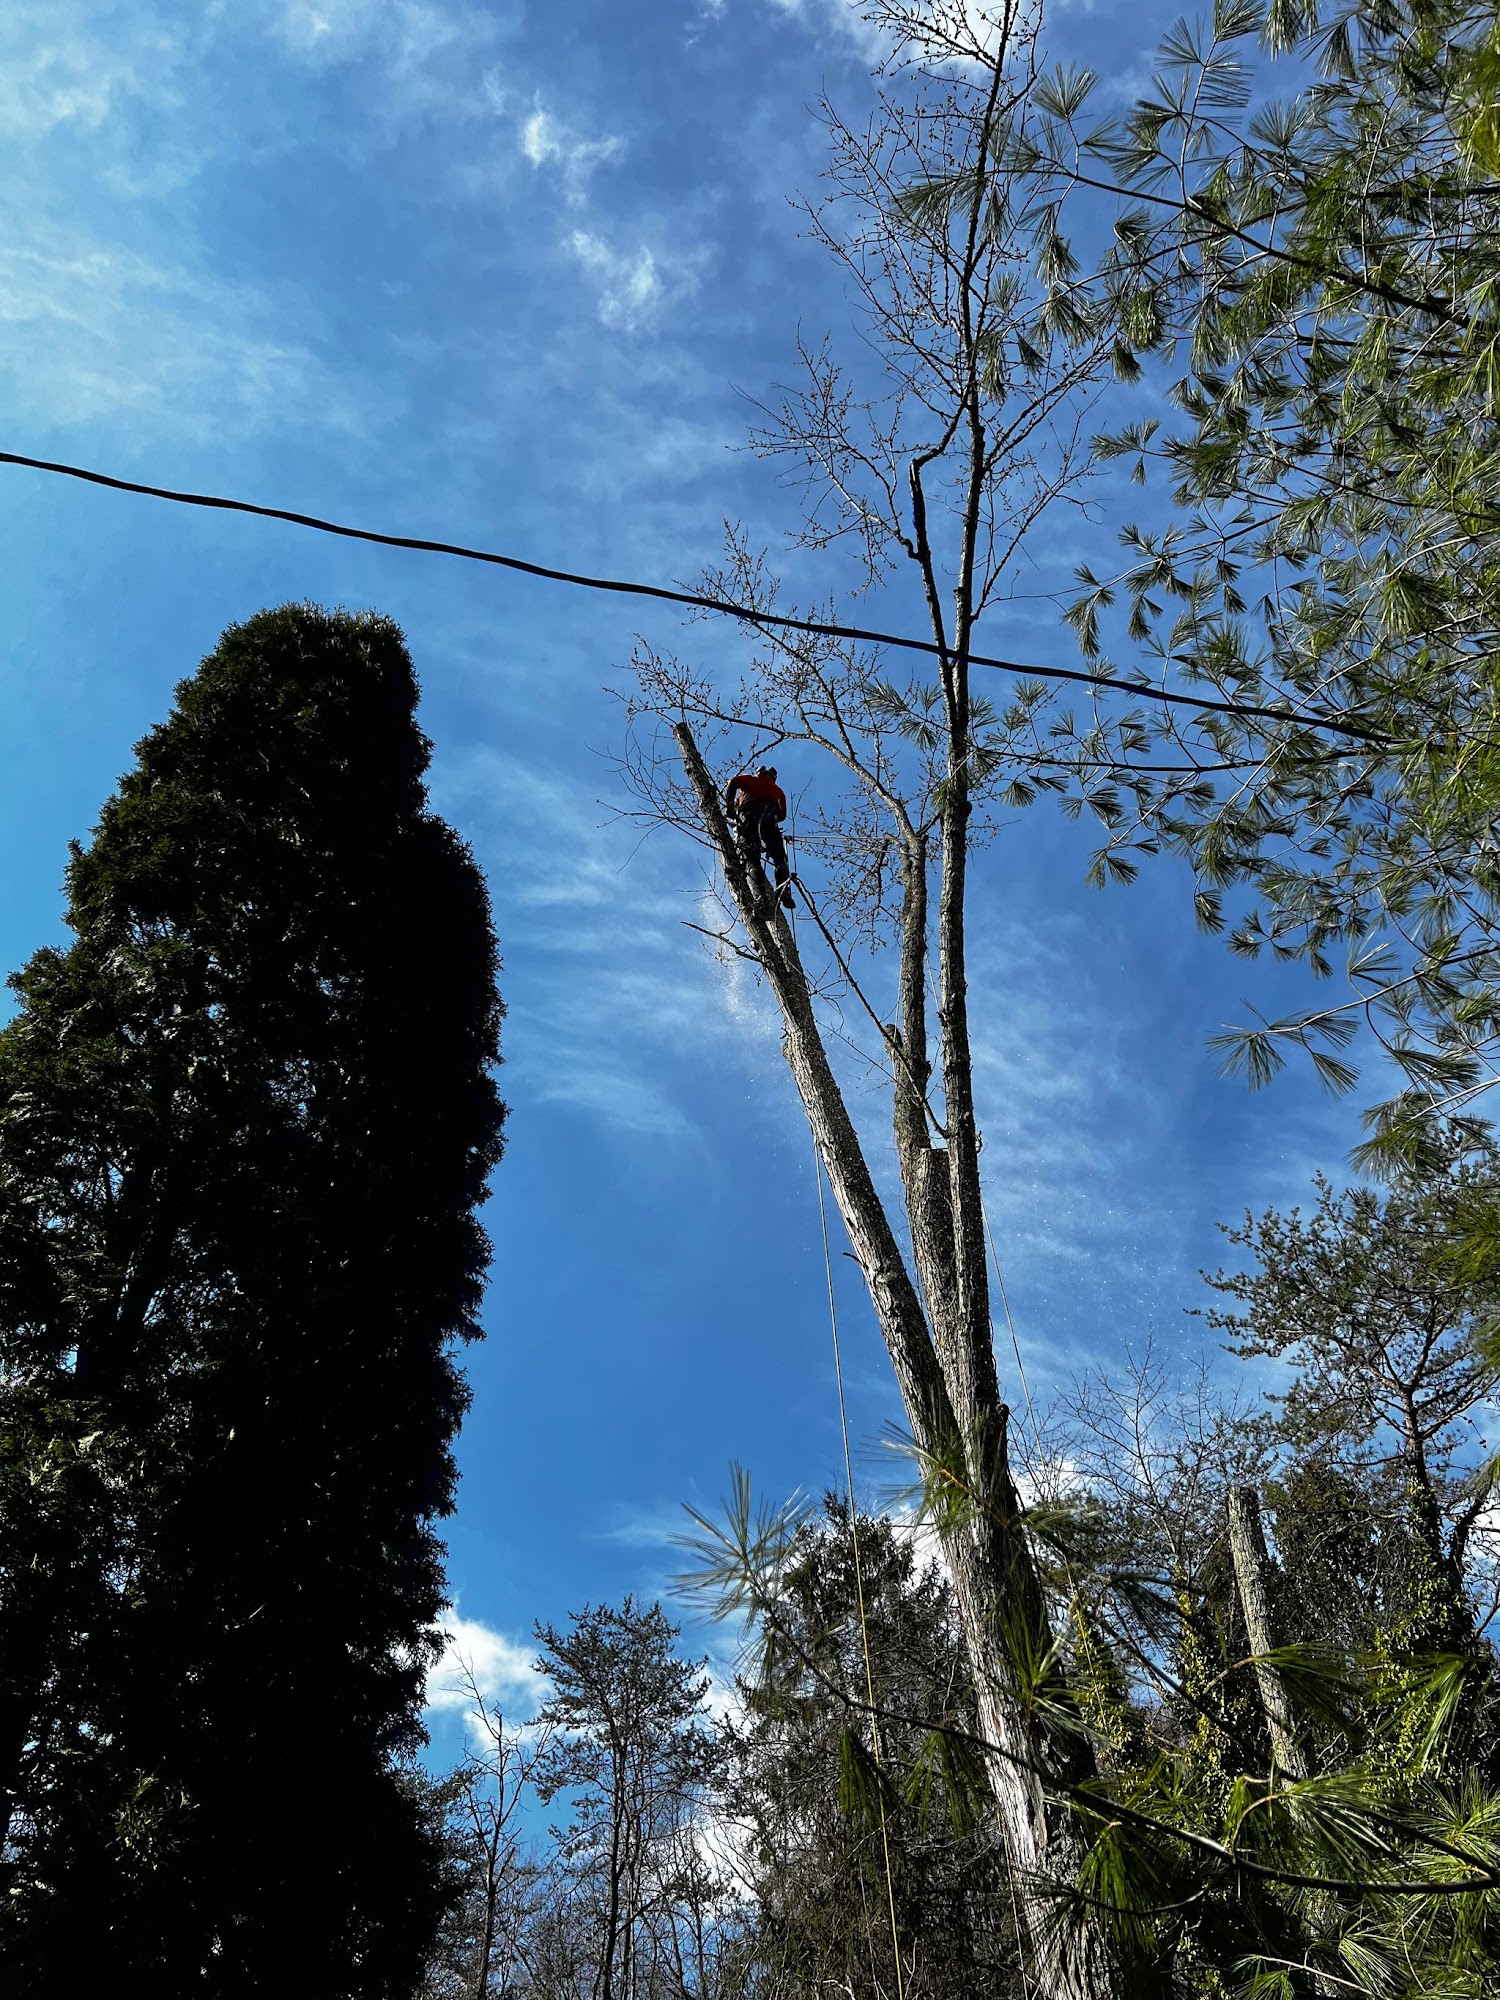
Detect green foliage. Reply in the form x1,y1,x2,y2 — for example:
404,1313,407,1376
715,1498,1024,1999
1039,1159,1500,1994
997,0,1500,1161
1203,1148,1500,1648
0,606,505,1995
708,1159,1500,1994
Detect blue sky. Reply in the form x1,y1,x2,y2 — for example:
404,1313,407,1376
0,0,1368,1751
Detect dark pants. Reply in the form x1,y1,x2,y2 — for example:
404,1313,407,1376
736,802,790,885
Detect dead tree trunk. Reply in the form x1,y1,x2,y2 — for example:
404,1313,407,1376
674,720,1119,2000
1225,1485,1311,1783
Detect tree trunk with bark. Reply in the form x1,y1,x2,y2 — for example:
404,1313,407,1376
1226,1485,1311,1783
674,721,1119,2000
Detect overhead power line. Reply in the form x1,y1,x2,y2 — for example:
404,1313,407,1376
0,447,1384,744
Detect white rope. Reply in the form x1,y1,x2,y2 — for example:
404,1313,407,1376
812,1148,908,2000
785,834,907,2000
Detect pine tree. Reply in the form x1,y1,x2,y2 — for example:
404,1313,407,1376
532,1600,722,2000
0,604,505,1996
1010,0,1500,1149
720,1500,1020,2000
1204,1152,1500,1651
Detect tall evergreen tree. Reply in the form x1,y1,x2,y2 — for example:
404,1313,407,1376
0,605,505,1995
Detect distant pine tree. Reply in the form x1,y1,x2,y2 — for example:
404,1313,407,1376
0,605,505,1996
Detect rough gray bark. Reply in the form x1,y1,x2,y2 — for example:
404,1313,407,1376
674,720,1118,2000
1226,1485,1311,1783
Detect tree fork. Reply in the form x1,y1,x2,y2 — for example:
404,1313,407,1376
672,718,1124,2000
673,720,950,1440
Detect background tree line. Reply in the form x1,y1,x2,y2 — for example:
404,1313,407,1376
419,1140,1500,1999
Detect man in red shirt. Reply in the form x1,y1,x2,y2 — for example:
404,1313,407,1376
725,765,794,907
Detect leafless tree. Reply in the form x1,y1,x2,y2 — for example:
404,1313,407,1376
619,4,1137,1993
422,1663,556,2000
533,1600,730,2000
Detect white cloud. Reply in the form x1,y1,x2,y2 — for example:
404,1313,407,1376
0,2,515,444
264,0,516,152
1092,51,1157,109
744,0,1039,69
468,77,701,336
521,106,563,164
1,2,508,156
28,66,136,137
519,101,624,197
888,1500,951,1582
760,0,888,58
426,1607,542,1719
0,11,165,140
568,231,666,334
272,0,497,78
274,0,384,50
603,1500,689,1550
435,746,778,1142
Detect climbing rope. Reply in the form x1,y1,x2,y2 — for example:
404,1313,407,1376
984,1202,1040,1446
783,815,1043,2000
812,1148,908,2000
784,825,907,2000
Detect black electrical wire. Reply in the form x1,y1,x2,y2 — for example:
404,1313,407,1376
0,447,1387,744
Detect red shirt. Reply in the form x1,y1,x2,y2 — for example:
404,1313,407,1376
730,771,787,817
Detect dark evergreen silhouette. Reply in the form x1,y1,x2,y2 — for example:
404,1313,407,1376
0,605,505,1996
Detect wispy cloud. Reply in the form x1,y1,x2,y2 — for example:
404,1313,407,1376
569,230,663,333
568,231,681,334
752,0,1014,64
761,0,889,59
966,914,1164,1253
3,2,510,162
0,228,353,440
434,746,778,1142
0,9,166,140
476,68,705,339
601,1500,688,1550
269,0,508,113
0,2,518,445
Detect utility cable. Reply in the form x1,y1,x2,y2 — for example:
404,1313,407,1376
0,447,1388,743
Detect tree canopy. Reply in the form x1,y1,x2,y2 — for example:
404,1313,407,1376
0,604,505,1995
993,0,1500,1160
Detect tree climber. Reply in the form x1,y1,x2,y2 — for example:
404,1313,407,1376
725,765,794,906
